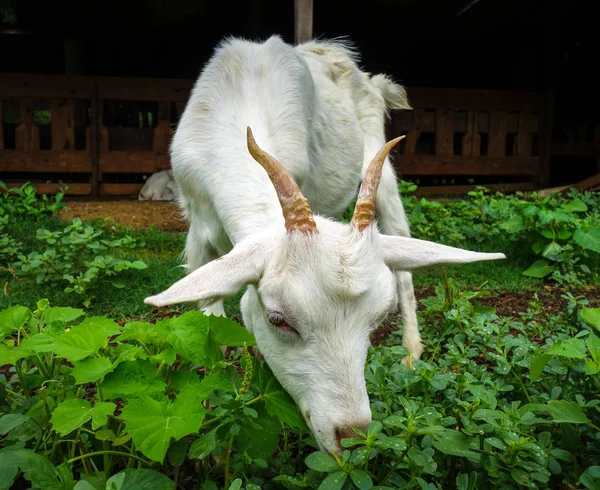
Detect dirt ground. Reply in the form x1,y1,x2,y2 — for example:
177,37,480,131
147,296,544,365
59,199,188,232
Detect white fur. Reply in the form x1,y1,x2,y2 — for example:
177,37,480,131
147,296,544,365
144,35,505,454
138,170,180,201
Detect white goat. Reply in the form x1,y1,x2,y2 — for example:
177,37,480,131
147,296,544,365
144,35,505,454
138,170,179,201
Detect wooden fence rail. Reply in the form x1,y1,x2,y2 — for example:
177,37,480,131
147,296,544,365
1,73,549,197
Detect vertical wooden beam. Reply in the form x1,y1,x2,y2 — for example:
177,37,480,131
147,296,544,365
90,82,100,198
404,109,424,154
15,99,40,150
539,0,560,187
51,99,75,150
488,111,508,157
154,101,172,170
295,0,313,44
435,109,454,156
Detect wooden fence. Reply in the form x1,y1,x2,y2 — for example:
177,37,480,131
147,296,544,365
1,73,550,197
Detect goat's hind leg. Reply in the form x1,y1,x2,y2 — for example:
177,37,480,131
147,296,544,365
184,221,225,317
372,162,423,366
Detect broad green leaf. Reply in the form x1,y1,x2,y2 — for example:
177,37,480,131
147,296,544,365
542,242,563,259
92,402,116,430
119,386,207,463
258,363,305,429
105,469,174,490
318,471,347,490
522,259,554,278
100,359,166,399
72,357,114,384
167,438,191,467
546,400,590,424
237,407,282,459
53,318,113,362
78,316,121,337
119,320,170,345
0,343,34,365
208,315,256,346
546,338,586,359
433,429,479,460
21,333,57,353
350,470,373,490
195,372,235,399
169,370,201,391
151,347,177,366
0,446,67,490
584,360,600,375
40,306,84,328
50,399,116,435
529,354,551,381
561,199,588,213
0,414,30,435
587,332,600,363
499,215,524,233
166,311,211,365
189,427,218,460
581,308,600,331
573,227,600,253
305,451,340,472
73,481,101,490
0,305,32,336
50,399,93,436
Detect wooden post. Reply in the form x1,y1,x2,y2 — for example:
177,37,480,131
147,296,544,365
295,0,313,44
90,82,100,198
539,0,560,188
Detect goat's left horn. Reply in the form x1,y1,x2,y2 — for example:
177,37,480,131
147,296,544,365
247,127,317,235
351,135,406,232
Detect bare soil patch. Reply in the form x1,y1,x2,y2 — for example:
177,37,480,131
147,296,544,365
59,200,187,232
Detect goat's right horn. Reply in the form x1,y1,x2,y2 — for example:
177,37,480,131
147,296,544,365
247,127,317,235
351,135,405,232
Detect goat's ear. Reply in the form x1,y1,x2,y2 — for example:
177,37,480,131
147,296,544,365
380,235,506,271
144,240,264,307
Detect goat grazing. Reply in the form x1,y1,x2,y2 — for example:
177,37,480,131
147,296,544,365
144,35,505,454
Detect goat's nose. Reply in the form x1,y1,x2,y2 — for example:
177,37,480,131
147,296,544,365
335,422,370,450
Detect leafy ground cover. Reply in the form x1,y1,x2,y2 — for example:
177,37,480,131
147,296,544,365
1,182,599,490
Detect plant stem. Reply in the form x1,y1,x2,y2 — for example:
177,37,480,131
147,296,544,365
68,450,150,466
224,432,235,488
245,394,263,406
378,446,409,485
511,368,532,404
14,363,30,398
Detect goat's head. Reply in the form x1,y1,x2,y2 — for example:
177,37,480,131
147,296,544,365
144,127,506,455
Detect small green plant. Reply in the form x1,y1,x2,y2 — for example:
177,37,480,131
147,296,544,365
0,181,66,220
9,218,147,301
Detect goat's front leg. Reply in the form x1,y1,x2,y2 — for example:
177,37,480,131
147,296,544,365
368,160,423,365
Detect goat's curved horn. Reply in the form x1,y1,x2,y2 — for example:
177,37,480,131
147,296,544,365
247,127,317,235
351,135,406,232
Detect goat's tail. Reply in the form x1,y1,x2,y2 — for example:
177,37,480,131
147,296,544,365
370,74,412,112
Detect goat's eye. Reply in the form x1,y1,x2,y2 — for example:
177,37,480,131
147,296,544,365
267,312,299,335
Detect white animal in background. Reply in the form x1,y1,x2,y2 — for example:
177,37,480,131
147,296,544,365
144,35,506,454
138,169,179,201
